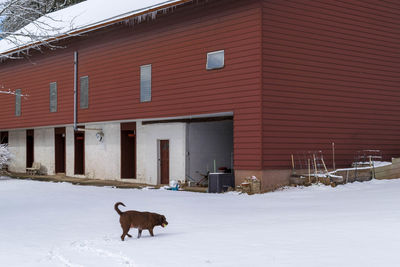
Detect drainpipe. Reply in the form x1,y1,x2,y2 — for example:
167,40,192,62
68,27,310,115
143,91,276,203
73,51,78,131
73,51,103,135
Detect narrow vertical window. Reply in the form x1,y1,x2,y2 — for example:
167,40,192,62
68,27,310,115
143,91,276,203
15,89,21,116
140,64,151,102
206,50,225,70
50,82,57,112
80,76,89,109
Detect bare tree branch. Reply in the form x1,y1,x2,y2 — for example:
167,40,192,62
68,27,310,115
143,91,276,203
0,86,29,99
0,0,83,59
0,0,83,98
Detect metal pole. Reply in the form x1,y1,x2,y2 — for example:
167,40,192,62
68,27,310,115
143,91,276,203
74,51,78,131
313,154,318,183
291,154,295,175
332,142,336,171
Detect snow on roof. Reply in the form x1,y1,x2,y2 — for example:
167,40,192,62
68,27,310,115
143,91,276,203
0,0,191,57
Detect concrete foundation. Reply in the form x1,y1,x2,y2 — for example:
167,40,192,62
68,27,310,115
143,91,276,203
136,121,186,185
34,128,55,175
65,126,75,177
235,169,291,192
6,120,293,190
84,123,120,180
8,130,26,173
375,158,400,180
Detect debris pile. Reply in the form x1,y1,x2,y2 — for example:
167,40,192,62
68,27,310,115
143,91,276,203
239,176,261,194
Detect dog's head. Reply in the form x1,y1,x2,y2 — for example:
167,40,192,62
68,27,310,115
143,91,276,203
158,215,168,228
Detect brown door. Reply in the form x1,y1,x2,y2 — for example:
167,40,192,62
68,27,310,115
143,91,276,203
74,130,85,175
26,129,34,168
160,140,169,184
121,122,136,179
55,127,66,173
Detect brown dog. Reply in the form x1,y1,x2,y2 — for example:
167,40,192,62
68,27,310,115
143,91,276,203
114,202,168,241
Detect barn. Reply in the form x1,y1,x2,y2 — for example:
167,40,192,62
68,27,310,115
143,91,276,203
0,0,399,191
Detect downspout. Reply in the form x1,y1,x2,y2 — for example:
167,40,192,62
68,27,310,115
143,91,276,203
73,51,78,131
72,51,103,134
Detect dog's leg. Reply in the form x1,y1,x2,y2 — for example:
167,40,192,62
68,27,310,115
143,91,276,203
149,228,154,237
121,225,130,241
127,233,132,238
137,229,142,239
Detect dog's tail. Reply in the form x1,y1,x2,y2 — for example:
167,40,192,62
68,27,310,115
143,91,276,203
114,202,126,216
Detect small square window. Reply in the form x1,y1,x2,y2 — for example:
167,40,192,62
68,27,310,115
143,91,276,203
206,50,224,70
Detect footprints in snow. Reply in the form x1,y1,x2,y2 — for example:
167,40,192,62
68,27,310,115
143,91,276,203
46,238,134,267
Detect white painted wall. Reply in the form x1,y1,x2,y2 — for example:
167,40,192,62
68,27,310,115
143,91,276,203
85,123,120,180
8,130,26,173
187,120,233,182
65,126,75,177
34,128,55,175
6,120,231,186
136,121,186,185
65,124,121,179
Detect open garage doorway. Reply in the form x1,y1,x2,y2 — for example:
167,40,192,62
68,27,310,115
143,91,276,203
186,117,233,185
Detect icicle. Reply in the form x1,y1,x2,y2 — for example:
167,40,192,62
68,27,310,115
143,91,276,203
122,1,197,28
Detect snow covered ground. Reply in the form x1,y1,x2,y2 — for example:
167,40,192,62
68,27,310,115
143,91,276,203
0,177,399,267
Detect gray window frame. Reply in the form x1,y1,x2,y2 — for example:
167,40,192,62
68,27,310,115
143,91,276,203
15,89,21,116
80,76,89,109
140,64,152,103
50,82,57,112
206,50,225,70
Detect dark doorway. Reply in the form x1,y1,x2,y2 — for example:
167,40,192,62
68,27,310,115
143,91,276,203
160,140,169,184
74,129,85,175
55,127,66,173
121,122,136,179
26,129,34,168
0,131,8,144
1,131,9,171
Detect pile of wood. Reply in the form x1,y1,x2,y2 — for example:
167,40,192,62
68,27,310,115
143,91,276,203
239,176,261,194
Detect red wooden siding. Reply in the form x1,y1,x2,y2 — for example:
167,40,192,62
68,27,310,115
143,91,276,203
0,0,263,170
262,0,400,169
0,50,74,128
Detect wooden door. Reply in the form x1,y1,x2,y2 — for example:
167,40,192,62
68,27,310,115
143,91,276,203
74,130,85,175
26,130,34,168
55,127,66,173
121,122,136,179
160,140,169,184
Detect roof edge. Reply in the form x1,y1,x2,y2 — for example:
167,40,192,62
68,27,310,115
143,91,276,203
0,0,193,58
